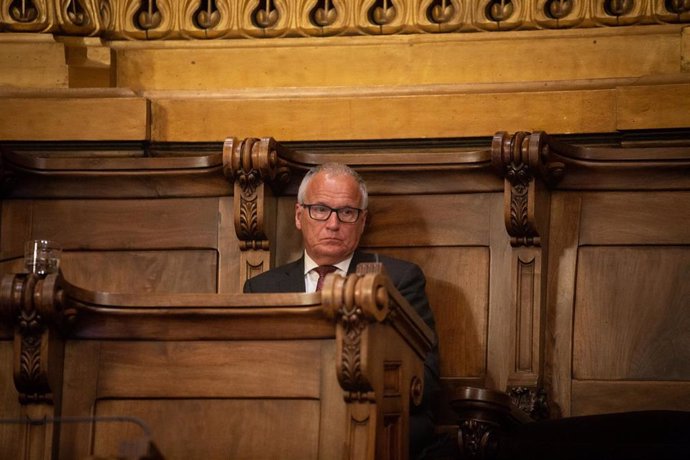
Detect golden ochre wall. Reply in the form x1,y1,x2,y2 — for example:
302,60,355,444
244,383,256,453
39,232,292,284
0,0,689,143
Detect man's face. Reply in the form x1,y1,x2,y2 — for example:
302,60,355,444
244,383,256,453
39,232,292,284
295,172,367,266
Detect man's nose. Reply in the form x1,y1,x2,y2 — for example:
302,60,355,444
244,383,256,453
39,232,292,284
325,211,341,228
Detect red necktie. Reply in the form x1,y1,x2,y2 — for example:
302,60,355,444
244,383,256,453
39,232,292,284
315,265,337,292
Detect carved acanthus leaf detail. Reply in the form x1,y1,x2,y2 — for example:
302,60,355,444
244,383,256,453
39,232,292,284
321,272,392,402
238,194,259,240
0,272,70,404
223,136,290,250
491,131,565,247
339,302,367,392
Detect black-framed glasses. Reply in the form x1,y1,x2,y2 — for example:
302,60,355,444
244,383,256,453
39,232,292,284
301,204,364,223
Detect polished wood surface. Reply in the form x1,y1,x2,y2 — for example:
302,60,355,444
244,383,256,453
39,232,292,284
1,132,689,457
0,270,432,460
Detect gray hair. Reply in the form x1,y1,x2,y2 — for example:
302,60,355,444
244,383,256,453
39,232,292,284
297,162,368,209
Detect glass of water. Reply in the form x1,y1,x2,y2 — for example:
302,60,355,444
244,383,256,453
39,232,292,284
24,240,62,275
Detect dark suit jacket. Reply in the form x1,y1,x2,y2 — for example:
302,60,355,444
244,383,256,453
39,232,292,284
244,250,440,459
244,250,436,333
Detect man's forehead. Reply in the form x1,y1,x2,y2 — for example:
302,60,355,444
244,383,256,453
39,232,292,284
305,173,362,207
307,172,360,197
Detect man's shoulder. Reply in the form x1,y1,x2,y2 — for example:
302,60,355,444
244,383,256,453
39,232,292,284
243,258,303,293
255,258,302,277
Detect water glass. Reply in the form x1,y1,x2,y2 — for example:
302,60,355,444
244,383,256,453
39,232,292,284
24,240,62,275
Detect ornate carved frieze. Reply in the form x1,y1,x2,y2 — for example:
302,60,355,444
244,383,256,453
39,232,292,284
491,131,564,247
0,1,687,38
0,272,71,404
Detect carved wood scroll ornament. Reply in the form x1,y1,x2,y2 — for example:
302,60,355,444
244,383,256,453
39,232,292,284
491,131,565,247
222,136,289,251
321,272,390,402
0,272,73,404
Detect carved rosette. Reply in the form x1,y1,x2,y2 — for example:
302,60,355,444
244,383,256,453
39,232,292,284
321,272,390,402
0,272,71,404
491,131,565,247
222,136,289,252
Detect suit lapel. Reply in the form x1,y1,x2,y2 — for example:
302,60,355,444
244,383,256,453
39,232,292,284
279,257,306,292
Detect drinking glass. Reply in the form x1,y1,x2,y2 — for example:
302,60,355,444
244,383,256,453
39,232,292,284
24,240,62,275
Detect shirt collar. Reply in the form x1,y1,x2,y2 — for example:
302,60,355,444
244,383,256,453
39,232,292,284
303,251,353,275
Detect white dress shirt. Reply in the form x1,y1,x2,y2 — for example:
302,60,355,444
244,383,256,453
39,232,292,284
303,251,353,293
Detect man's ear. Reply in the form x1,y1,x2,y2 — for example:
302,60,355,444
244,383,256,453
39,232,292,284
295,203,303,230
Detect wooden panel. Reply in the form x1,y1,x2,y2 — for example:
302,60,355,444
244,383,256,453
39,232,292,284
217,196,241,293
485,193,513,391
95,341,323,399
617,83,690,130
362,194,492,247
91,399,320,460
274,196,303,267
0,341,21,460
0,38,68,88
0,95,148,141
116,27,681,91
151,89,617,142
371,247,489,378
317,340,348,460
544,192,582,417
573,246,690,380
579,192,690,245
25,198,221,250
571,380,690,416
0,201,32,260
0,343,20,409
60,341,101,458
60,250,218,293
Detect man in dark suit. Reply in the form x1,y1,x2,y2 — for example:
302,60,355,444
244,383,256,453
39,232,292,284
244,162,440,459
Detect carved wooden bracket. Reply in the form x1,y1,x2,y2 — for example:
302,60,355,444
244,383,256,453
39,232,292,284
491,131,565,247
0,272,73,404
321,272,391,402
491,132,565,409
222,137,290,282
223,136,290,248
321,270,433,459
450,386,532,460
